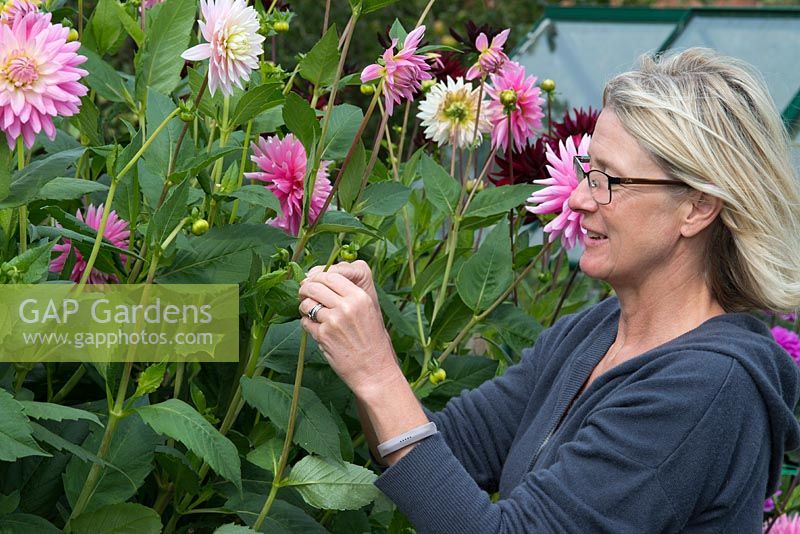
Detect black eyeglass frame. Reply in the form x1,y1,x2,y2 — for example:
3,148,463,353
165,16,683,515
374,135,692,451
573,155,686,205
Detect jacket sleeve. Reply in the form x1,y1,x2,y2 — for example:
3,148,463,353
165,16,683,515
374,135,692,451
416,337,547,493
374,354,769,533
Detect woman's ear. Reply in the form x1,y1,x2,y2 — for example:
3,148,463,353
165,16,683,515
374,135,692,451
680,192,723,238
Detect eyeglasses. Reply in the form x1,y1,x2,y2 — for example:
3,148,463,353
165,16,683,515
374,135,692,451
573,155,686,205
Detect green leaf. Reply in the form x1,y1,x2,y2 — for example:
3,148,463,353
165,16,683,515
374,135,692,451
71,503,162,534
214,525,258,534
388,19,407,44
240,376,341,460
223,493,327,534
337,141,365,212
157,224,293,283
0,513,59,533
167,146,240,184
84,0,127,55
132,363,167,399
4,241,55,284
230,83,284,128
64,411,160,513
362,0,398,14
142,90,185,177
411,249,468,301
19,401,102,426
321,104,363,161
430,293,473,343
312,211,380,239
0,143,10,201
35,177,108,201
400,148,422,186
223,185,282,214
136,399,242,491
0,490,19,516
0,148,84,209
0,389,49,462
419,153,459,214
74,97,103,147
80,46,131,104
283,455,379,510
462,184,536,221
456,219,513,312
299,25,340,88
29,422,110,465
147,178,189,247
134,0,196,99
245,438,282,474
355,181,410,216
282,92,320,152
432,356,499,397
262,279,300,318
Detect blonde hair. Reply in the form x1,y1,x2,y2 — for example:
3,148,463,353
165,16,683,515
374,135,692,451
603,47,800,313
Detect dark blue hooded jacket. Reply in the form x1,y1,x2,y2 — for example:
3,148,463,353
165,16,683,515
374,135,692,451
374,297,800,532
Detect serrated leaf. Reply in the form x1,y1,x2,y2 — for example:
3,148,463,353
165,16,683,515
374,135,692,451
355,181,410,216
147,178,189,247
133,363,167,399
0,389,49,462
0,513,59,533
311,211,380,239
230,83,283,127
29,422,109,465
362,0,398,14
84,0,127,55
4,241,55,284
240,376,341,460
419,153,459,214
282,92,320,152
400,147,422,186
462,184,536,221
80,47,131,104
224,493,327,534
136,399,242,491
321,104,363,161
283,456,379,510
134,0,196,100
456,219,513,312
245,438,282,474
35,177,108,201
71,502,162,534
19,401,102,426
337,141,365,212
223,185,282,214
0,148,84,209
167,146,240,184
432,356,499,397
299,25,340,88
74,97,103,147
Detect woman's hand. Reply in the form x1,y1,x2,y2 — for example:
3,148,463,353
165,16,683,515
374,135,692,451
299,261,402,396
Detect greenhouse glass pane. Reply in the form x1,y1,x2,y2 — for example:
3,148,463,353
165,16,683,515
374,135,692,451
513,20,676,110
668,15,800,112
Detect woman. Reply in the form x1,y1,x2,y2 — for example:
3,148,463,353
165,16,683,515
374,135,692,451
298,48,800,532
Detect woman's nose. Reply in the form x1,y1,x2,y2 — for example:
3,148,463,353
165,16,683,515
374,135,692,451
568,176,597,213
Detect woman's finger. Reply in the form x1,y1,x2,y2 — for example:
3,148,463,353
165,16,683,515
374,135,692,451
304,271,361,298
298,279,342,308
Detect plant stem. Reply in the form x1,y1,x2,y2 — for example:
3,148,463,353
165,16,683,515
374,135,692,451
415,0,436,26
207,96,231,228
549,265,579,326
322,0,331,37
77,108,180,292
51,364,86,403
253,329,307,528
228,119,254,224
17,137,26,254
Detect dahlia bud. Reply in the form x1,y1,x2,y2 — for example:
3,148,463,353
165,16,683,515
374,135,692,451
191,219,209,236
360,83,375,96
421,79,436,93
273,20,289,33
466,179,484,193
499,89,518,114
540,79,556,93
67,29,80,42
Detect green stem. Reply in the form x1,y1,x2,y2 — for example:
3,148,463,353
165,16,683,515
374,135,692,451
415,0,436,26
228,119,254,224
254,330,307,529
17,137,26,254
51,364,86,403
207,96,231,228
77,108,180,292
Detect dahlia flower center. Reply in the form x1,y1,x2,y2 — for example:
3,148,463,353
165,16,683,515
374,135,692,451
2,53,39,87
444,100,468,122
224,29,250,58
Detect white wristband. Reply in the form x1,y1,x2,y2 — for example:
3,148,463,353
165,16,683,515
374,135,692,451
377,421,438,458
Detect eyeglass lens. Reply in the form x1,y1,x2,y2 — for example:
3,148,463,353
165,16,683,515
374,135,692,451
574,158,611,205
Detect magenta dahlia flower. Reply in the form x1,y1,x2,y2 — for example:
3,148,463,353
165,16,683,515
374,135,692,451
361,25,432,116
772,326,800,364
181,0,264,97
485,61,544,152
0,0,40,26
465,29,510,81
765,514,800,534
526,133,591,250
0,12,88,149
764,490,782,512
50,204,130,284
244,133,332,237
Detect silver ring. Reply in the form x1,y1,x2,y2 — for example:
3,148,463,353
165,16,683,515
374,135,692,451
307,303,324,323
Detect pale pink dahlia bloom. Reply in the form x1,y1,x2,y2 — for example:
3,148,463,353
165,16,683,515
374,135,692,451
244,133,332,237
526,134,590,250
0,12,88,149
0,0,40,26
142,0,164,8
361,25,432,116
50,204,130,284
765,514,800,534
485,61,544,152
772,326,800,364
465,29,510,81
181,0,265,97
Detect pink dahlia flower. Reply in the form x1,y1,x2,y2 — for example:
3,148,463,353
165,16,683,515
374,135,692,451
485,61,544,152
50,204,130,284
465,28,510,81
0,12,88,149
764,490,782,512
244,133,332,237
361,25,432,116
765,514,800,534
181,0,264,97
0,0,40,26
772,326,800,364
526,134,590,250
